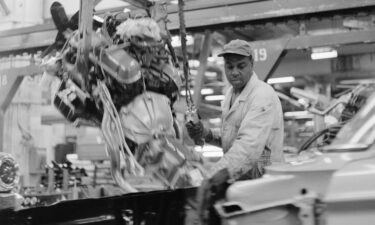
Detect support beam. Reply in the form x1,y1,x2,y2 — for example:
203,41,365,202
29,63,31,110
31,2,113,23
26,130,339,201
233,30,255,41
0,0,10,15
285,29,375,50
0,76,23,152
263,50,287,82
0,65,42,110
0,64,42,151
167,0,375,30
0,111,4,152
193,31,212,106
76,0,94,90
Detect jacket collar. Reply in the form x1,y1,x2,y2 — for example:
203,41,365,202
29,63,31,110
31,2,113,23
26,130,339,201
221,72,259,113
237,72,258,102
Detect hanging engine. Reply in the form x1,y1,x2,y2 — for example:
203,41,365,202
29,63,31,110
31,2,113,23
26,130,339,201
42,1,206,192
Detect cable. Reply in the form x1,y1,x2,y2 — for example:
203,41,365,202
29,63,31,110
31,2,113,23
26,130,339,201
98,80,144,176
178,0,193,107
298,123,344,153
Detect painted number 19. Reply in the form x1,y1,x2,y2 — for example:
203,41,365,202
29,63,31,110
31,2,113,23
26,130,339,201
0,75,7,87
253,48,267,61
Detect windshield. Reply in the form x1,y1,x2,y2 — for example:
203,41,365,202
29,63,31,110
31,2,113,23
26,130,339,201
331,93,375,146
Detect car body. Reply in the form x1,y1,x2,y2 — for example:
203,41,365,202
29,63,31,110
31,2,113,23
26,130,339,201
215,93,375,225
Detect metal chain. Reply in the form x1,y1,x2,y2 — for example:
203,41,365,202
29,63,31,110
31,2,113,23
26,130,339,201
178,0,194,107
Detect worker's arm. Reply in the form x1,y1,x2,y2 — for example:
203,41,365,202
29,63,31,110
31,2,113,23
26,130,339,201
185,121,222,147
204,127,221,147
207,98,276,179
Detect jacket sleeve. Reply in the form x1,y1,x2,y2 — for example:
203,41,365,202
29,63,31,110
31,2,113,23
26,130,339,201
207,98,277,179
205,127,222,147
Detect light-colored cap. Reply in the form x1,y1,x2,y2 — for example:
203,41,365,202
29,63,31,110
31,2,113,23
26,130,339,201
217,39,253,57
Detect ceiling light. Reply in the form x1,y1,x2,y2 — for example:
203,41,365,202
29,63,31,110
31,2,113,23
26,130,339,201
194,145,223,158
180,88,213,96
201,88,214,95
180,90,194,96
171,35,194,47
188,59,200,68
205,71,217,78
340,79,375,85
208,118,221,124
205,95,225,101
311,47,337,60
267,76,295,84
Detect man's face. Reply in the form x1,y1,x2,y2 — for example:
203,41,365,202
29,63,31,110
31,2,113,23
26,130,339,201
223,54,253,92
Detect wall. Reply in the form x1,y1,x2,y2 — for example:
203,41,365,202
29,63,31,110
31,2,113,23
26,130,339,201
0,0,43,30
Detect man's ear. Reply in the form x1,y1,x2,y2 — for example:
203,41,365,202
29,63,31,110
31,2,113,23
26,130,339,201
249,55,254,65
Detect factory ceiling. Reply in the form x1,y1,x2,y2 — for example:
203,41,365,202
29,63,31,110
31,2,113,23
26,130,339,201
1,0,375,56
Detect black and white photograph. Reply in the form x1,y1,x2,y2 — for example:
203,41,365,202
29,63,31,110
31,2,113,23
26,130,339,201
0,0,375,224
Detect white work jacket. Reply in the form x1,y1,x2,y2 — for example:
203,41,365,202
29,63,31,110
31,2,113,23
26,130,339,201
208,73,284,180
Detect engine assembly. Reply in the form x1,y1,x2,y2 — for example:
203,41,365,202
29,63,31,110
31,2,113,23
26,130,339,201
42,1,206,192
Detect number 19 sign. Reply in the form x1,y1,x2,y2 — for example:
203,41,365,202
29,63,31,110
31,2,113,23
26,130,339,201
253,48,267,62
251,38,290,80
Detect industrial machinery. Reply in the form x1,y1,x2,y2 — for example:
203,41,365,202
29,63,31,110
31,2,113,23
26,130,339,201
290,84,375,151
0,152,20,211
41,0,206,193
2,0,375,224
0,152,19,193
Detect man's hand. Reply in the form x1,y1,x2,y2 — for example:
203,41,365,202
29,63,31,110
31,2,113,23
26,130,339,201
196,168,231,225
185,120,205,146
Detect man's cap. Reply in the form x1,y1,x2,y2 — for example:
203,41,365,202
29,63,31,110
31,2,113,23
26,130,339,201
217,39,253,57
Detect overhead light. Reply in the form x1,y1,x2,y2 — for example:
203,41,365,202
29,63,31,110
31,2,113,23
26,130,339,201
188,59,200,68
340,79,375,85
311,47,337,60
171,35,194,47
180,88,214,96
201,88,214,95
96,136,103,144
194,145,223,158
180,90,193,96
190,70,197,75
208,118,221,124
205,95,225,101
205,71,217,78
267,76,295,84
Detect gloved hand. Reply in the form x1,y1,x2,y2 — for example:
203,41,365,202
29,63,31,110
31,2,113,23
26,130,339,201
185,121,211,146
196,168,231,225
186,120,204,141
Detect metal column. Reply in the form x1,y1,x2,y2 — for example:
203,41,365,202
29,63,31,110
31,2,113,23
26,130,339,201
0,64,42,151
193,31,213,107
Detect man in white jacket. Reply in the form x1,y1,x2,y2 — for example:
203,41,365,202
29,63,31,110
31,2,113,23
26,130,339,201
186,39,284,223
187,39,284,180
